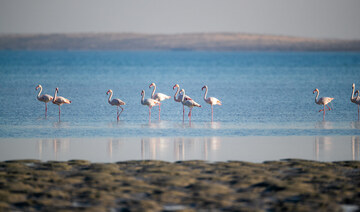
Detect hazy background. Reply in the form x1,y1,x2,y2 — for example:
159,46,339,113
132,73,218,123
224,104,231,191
0,0,359,39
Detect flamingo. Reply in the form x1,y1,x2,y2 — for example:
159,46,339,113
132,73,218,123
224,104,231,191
52,87,71,121
35,85,53,117
202,85,222,121
141,90,160,122
149,83,171,120
351,83,360,120
313,88,334,120
180,89,201,122
353,90,360,121
173,84,192,121
106,89,126,121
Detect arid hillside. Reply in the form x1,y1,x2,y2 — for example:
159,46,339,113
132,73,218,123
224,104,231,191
0,33,359,51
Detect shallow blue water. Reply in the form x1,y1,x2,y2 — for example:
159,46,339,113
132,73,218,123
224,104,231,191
1,51,360,138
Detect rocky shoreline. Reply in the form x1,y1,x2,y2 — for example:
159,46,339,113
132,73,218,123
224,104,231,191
0,159,359,211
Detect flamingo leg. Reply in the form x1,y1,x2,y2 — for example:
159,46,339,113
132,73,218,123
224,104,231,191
327,105,331,111
358,105,359,121
149,106,152,122
188,108,192,122
117,107,119,121
119,106,124,117
158,103,161,121
211,105,213,122
323,105,325,120
45,103,47,117
58,105,61,121
183,105,185,122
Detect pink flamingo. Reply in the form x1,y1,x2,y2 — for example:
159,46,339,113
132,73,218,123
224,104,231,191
173,84,192,121
202,85,222,121
351,83,360,120
180,89,201,122
353,90,360,121
107,89,126,121
35,85,53,117
149,83,170,120
52,87,71,121
141,90,160,122
313,88,334,120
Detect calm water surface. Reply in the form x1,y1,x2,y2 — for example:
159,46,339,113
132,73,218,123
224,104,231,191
0,51,360,162
1,51,360,137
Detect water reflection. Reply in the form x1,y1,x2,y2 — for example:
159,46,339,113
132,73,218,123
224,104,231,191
140,137,220,161
315,136,359,161
52,121,70,128
36,138,70,160
350,121,360,129
107,138,123,162
351,136,360,160
315,121,333,129
2,136,359,163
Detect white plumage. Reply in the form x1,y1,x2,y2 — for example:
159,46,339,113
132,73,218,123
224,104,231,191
351,83,360,120
313,88,334,119
149,83,170,120
36,84,53,116
141,90,160,122
107,89,125,121
52,87,71,120
180,89,201,122
173,84,192,121
202,85,222,121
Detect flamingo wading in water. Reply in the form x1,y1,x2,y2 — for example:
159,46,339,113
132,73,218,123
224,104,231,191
180,89,201,122
202,85,222,121
351,83,360,120
52,87,71,121
35,85,53,117
107,89,126,121
313,88,334,120
173,84,192,121
141,90,160,122
149,83,171,120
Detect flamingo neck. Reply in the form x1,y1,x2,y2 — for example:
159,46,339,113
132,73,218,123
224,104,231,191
53,89,58,102
203,86,208,100
141,92,145,105
151,85,156,98
37,87,42,99
108,91,113,103
181,90,186,103
315,90,319,104
174,86,180,102
351,86,355,102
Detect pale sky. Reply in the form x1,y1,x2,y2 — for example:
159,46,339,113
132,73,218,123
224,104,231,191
0,0,360,39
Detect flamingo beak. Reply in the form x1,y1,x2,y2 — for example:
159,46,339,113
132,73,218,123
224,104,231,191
173,85,176,90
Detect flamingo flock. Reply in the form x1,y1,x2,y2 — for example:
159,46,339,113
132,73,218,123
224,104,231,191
36,83,360,122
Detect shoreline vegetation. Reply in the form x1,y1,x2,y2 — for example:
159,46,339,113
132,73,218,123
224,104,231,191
1,33,360,51
0,159,359,211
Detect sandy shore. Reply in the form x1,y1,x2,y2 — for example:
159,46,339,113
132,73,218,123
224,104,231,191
0,159,359,211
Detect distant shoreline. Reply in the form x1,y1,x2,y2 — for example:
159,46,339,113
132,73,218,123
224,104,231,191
1,33,360,51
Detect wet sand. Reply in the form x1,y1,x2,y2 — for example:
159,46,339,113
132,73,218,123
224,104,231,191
0,159,359,211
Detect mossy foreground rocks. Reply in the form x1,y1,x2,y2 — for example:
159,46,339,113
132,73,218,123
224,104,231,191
0,159,359,211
